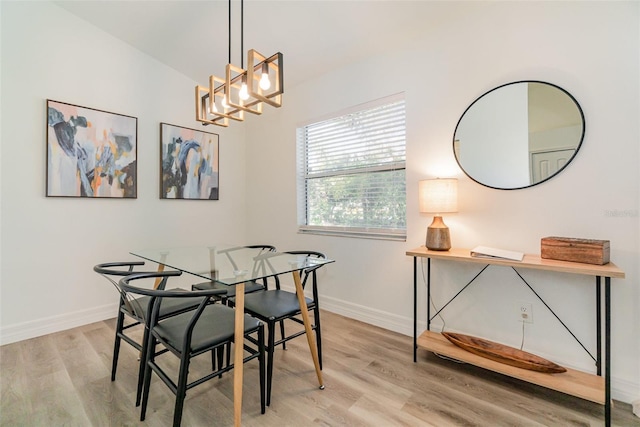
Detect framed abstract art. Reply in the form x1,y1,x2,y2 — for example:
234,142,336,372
46,99,137,198
160,123,219,200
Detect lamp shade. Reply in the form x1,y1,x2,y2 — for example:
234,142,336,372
419,178,458,213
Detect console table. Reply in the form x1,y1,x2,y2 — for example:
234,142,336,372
406,247,625,427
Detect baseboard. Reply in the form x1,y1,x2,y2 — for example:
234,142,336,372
614,377,640,408
320,294,413,336
0,303,116,346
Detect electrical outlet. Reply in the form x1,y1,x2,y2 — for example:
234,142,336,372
518,302,533,324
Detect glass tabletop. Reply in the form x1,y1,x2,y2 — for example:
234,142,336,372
131,245,333,285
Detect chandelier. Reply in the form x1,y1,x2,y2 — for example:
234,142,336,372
196,0,283,127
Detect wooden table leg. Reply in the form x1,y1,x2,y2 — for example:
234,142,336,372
152,263,166,289
233,282,245,427
292,270,324,389
152,252,168,289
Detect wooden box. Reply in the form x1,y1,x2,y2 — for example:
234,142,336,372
541,237,610,265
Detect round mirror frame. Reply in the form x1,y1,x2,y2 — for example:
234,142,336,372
453,80,585,190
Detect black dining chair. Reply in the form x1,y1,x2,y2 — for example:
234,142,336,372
192,245,286,374
120,271,266,427
231,250,327,406
93,261,203,405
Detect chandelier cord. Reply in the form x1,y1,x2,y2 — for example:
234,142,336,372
228,0,244,68
241,0,244,69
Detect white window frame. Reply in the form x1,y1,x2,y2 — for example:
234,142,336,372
296,93,406,241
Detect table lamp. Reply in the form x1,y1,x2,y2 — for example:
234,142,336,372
419,178,458,251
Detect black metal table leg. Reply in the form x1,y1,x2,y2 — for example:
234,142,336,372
596,276,602,376
605,276,611,427
427,258,431,331
413,256,417,362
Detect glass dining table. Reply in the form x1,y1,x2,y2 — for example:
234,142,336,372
131,245,334,426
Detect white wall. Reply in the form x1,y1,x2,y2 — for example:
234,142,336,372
244,2,640,403
0,1,248,342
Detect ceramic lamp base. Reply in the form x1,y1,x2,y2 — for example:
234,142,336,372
426,216,451,251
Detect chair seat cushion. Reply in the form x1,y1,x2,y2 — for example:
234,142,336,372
125,290,202,320
241,290,313,320
153,304,262,354
192,280,264,297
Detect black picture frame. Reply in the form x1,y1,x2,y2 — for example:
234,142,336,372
160,122,220,200
46,99,137,198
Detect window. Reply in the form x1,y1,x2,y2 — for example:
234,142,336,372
296,94,406,240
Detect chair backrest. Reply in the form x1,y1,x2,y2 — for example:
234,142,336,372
247,245,278,289
282,250,327,291
216,245,275,272
245,245,277,287
119,272,229,353
94,261,171,318
246,245,277,252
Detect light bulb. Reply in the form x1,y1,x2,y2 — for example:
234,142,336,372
260,62,271,90
212,102,219,113
221,96,229,108
239,82,249,100
259,72,271,90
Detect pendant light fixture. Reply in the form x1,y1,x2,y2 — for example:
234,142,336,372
195,0,283,127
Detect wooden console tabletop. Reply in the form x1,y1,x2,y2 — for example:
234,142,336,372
406,247,625,278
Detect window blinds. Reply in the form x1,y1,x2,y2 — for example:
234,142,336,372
297,95,406,240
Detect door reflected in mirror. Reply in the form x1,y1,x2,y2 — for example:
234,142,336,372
453,81,585,190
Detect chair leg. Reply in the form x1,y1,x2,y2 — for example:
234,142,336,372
314,306,323,370
266,321,275,406
111,310,125,381
279,319,287,350
173,352,191,427
140,335,156,422
216,346,225,378
136,325,151,407
258,325,266,414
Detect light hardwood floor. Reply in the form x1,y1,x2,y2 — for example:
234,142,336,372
1,311,638,426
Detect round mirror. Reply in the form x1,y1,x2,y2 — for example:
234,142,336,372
453,81,585,190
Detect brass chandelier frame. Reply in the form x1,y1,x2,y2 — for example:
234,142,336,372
195,0,283,127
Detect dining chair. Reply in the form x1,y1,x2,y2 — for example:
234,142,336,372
93,261,203,406
231,250,327,406
120,271,266,427
192,245,286,374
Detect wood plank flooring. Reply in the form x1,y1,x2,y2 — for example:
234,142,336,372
1,311,638,426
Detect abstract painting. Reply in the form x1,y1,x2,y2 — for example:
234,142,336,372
46,100,137,198
160,123,219,200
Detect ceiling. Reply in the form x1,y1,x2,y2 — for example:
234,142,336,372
54,0,486,89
